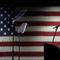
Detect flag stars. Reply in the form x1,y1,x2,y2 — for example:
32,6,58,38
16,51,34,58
7,28,10,31
7,14,10,17
0,21,3,24
0,28,3,31
4,18,7,20
11,32,13,35
12,20,15,24
0,14,3,17
7,21,10,24
4,10,7,13
0,7,16,35
4,32,6,35
0,7,3,10
4,25,7,28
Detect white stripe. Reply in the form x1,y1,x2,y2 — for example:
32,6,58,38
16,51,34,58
0,36,13,42
0,47,12,52
0,57,20,60
1,36,60,42
16,16,60,22
20,46,44,52
17,7,60,11
0,57,42,60
0,46,43,52
16,26,60,32
0,36,19,42
20,57,44,60
26,26,59,32
0,57,12,60
20,36,60,42
0,46,44,52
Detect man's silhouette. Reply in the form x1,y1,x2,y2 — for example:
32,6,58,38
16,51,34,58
44,43,60,60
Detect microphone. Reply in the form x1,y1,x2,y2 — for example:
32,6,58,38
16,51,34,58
53,25,60,29
52,25,60,42
17,23,28,34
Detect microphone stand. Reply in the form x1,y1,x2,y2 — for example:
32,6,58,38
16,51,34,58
12,25,15,60
12,33,14,60
18,33,20,60
52,25,60,42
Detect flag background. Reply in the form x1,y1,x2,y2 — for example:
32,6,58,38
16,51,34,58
0,6,60,60
18,7,60,60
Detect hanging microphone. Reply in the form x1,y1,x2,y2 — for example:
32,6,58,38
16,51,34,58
17,23,28,34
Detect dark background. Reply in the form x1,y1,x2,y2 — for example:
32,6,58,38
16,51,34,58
0,0,60,7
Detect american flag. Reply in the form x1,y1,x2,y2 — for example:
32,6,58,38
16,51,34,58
18,7,60,60
1,6,60,60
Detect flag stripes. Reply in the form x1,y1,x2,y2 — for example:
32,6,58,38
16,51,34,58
20,42,60,46
20,46,44,52
20,32,60,36
19,36,60,42
20,57,44,60
1,36,60,42
0,41,60,46
0,57,18,60
0,7,60,60
20,52,44,56
19,7,60,60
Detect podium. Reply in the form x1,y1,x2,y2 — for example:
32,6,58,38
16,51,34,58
44,43,60,60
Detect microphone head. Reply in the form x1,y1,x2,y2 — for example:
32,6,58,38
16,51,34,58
17,23,28,34
53,25,60,29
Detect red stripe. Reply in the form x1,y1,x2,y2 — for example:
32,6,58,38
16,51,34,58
0,52,21,57
20,52,44,56
20,42,60,46
0,52,43,57
0,42,20,46
0,42,60,46
15,22,60,26
20,42,44,46
20,32,60,36
24,11,60,16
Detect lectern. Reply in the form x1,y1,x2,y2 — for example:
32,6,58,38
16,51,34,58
44,43,60,60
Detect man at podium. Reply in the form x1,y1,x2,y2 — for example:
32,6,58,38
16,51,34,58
44,43,60,60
